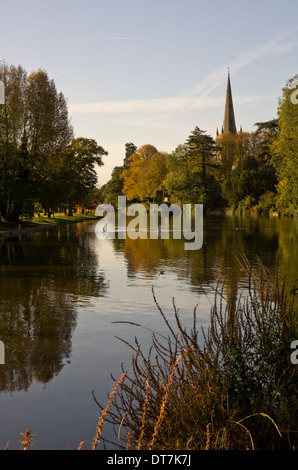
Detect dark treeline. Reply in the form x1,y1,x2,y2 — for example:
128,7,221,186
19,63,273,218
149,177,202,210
105,75,298,216
0,61,108,222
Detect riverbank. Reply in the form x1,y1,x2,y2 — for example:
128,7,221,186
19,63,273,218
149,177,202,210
0,213,100,240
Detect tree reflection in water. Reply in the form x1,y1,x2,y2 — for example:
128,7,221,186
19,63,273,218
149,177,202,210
0,224,108,392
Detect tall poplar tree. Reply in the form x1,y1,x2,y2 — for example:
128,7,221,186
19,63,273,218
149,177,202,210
0,63,28,220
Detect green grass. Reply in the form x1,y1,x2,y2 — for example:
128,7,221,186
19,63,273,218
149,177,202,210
27,212,100,225
0,213,100,232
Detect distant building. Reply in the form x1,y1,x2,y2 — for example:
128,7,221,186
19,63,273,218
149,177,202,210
217,71,239,136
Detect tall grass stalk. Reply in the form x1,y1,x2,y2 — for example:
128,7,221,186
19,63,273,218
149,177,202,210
92,372,126,450
148,353,183,450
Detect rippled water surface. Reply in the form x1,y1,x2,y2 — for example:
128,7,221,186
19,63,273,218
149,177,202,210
0,214,297,449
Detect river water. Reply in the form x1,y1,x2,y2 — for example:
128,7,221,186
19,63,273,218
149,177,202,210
0,214,297,449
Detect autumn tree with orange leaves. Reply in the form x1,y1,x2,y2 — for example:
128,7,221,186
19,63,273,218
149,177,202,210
121,145,168,202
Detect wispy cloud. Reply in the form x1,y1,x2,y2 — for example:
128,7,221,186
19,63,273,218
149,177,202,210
92,36,139,41
69,31,297,116
70,94,276,115
187,30,297,98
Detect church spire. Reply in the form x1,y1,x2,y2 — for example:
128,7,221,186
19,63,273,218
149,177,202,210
222,69,237,134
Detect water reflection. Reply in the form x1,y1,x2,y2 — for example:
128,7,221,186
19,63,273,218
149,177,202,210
0,215,297,396
111,213,297,307
0,224,108,392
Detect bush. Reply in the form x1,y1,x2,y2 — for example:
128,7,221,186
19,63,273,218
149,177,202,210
257,191,277,215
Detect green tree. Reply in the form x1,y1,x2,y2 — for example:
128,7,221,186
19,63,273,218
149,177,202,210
271,76,298,212
105,166,125,206
165,144,199,204
186,126,217,182
165,129,220,209
218,123,278,212
26,69,74,210
123,142,137,169
216,131,251,180
60,138,108,215
0,62,74,221
221,152,277,210
0,62,28,220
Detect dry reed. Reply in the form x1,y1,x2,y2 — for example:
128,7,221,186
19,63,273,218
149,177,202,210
19,429,36,450
92,372,126,450
97,255,297,450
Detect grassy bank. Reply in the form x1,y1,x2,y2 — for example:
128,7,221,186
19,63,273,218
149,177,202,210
0,213,100,233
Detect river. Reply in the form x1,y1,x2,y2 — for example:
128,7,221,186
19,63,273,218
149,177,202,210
0,214,297,449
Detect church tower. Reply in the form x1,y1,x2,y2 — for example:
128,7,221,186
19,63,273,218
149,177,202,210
222,70,237,134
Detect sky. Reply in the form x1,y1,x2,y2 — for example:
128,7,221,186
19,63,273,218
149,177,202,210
1,0,297,184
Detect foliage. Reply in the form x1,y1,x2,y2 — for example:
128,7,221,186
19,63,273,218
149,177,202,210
186,126,217,182
123,142,137,169
60,137,107,212
220,125,278,212
221,153,276,210
105,142,138,206
165,129,221,210
97,257,297,450
0,61,106,221
121,145,168,202
105,166,125,206
256,191,277,215
105,76,298,215
271,75,298,212
216,131,251,179
165,145,210,206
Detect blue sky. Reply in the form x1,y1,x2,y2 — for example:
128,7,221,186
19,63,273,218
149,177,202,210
1,0,297,184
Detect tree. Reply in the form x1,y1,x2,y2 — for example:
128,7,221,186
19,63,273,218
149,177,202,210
0,62,28,220
123,142,137,169
216,130,252,180
271,76,298,211
121,145,168,202
60,138,108,215
186,126,217,182
165,144,198,204
105,142,138,206
0,62,74,221
0,62,106,220
105,166,125,206
26,69,74,209
216,124,278,212
165,129,220,209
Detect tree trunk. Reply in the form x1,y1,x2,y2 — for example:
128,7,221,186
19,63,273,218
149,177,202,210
68,202,73,216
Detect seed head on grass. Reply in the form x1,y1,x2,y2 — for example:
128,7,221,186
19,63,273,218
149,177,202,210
92,372,126,450
137,378,151,450
77,441,86,450
149,353,183,450
19,429,36,450
205,424,211,450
